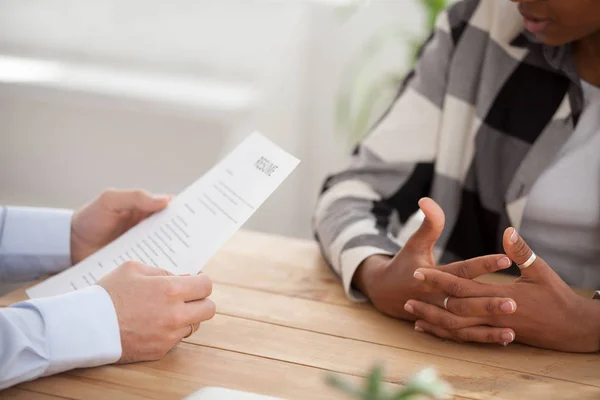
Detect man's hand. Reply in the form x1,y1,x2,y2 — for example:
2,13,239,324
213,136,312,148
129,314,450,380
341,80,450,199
353,198,514,337
98,262,216,363
71,189,172,264
406,228,600,352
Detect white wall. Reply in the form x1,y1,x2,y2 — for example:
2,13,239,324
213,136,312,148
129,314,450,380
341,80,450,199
0,0,427,239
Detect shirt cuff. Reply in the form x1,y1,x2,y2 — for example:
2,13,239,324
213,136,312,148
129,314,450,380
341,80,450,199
15,285,122,375
340,246,396,303
0,206,73,282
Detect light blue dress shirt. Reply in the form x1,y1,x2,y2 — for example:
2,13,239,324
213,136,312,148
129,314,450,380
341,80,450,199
0,206,122,390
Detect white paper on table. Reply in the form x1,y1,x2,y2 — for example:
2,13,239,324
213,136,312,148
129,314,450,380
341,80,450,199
27,131,300,298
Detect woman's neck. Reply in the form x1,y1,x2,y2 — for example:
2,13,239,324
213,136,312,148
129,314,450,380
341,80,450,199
574,31,600,87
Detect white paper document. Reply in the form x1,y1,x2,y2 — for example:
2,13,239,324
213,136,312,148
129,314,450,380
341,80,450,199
27,132,300,298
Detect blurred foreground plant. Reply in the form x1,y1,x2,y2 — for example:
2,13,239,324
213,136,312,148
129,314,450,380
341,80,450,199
326,365,452,400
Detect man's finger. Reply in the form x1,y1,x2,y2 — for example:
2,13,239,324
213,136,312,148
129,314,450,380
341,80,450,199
183,298,217,326
445,296,517,317
502,227,551,282
439,255,512,279
404,300,486,330
415,320,515,346
174,298,216,340
177,322,202,341
413,268,506,298
165,274,213,302
403,198,445,256
101,189,172,213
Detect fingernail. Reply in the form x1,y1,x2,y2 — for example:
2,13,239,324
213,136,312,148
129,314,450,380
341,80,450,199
510,228,519,244
413,271,425,281
497,257,511,268
500,301,516,314
415,325,425,332
404,303,415,313
501,332,515,343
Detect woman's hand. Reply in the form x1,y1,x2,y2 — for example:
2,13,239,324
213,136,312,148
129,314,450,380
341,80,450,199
354,199,515,340
404,227,600,352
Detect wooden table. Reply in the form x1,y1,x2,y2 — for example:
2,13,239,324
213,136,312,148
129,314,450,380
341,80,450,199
2,231,600,399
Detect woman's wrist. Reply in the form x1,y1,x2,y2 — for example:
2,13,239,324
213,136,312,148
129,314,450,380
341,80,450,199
589,298,600,352
352,255,392,298
580,296,600,352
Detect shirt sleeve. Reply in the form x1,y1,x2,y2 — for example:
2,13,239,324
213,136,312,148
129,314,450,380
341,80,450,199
0,285,122,390
0,206,73,283
313,2,478,301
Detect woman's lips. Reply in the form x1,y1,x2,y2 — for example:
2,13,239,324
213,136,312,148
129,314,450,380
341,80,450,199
522,16,551,34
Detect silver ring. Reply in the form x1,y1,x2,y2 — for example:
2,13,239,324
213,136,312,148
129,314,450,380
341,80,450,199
518,251,536,269
183,323,195,338
443,296,450,310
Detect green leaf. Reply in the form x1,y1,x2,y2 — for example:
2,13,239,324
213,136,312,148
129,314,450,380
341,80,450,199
389,387,421,400
389,389,409,400
325,374,362,398
418,0,448,30
365,364,384,397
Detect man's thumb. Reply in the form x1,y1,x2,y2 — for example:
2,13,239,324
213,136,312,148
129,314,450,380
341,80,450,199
404,198,445,255
502,227,548,282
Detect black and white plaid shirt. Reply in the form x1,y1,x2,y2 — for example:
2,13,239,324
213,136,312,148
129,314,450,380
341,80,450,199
313,0,594,301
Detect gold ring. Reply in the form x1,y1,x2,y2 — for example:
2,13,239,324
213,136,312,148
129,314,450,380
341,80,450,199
183,323,195,338
518,251,536,269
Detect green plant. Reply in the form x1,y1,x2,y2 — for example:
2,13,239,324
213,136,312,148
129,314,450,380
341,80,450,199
326,365,452,400
336,0,448,146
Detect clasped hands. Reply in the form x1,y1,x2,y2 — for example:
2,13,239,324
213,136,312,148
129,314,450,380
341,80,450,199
353,198,600,353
